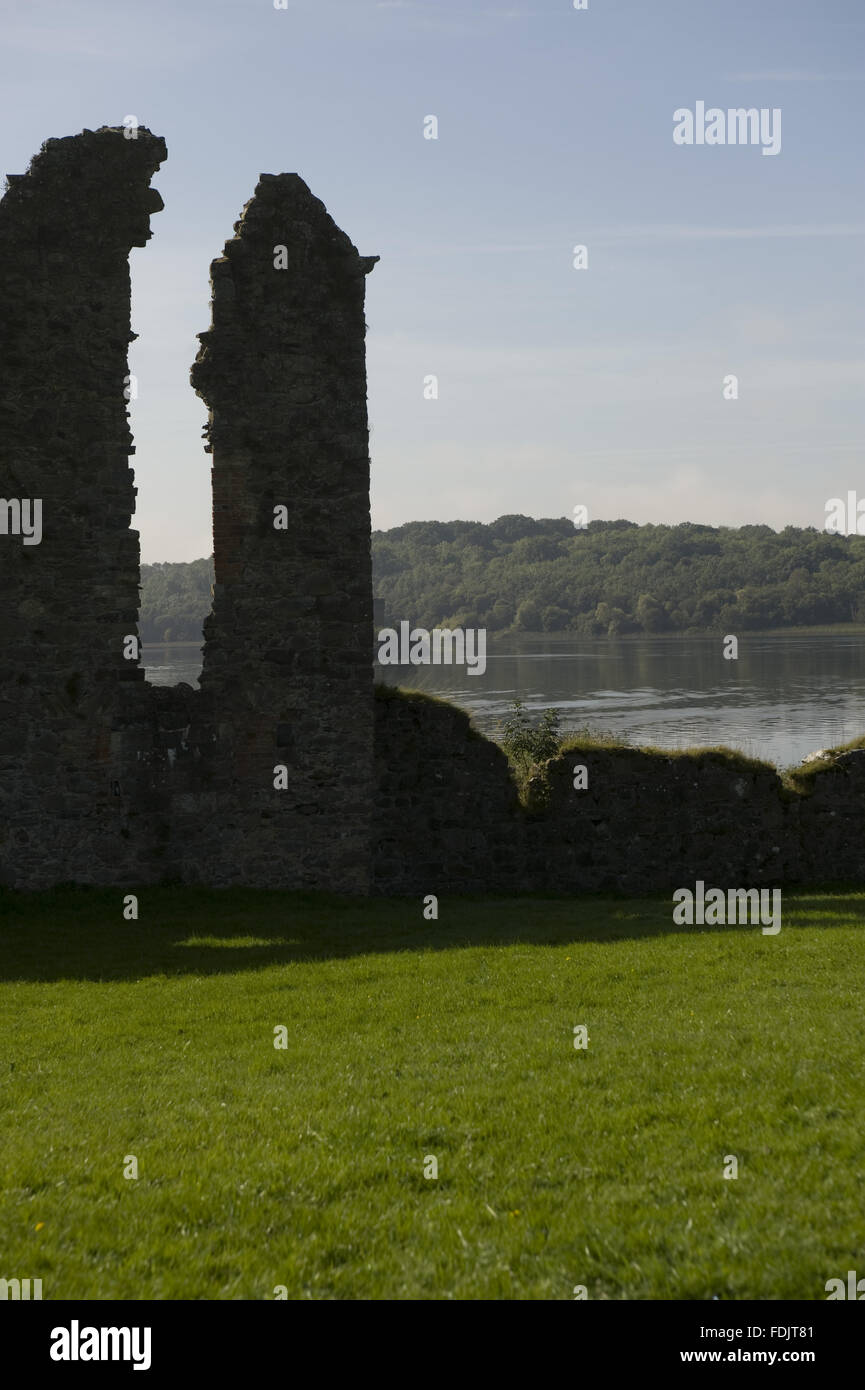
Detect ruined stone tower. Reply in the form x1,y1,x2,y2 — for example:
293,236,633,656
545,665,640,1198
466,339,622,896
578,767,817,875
189,174,378,892
0,128,166,888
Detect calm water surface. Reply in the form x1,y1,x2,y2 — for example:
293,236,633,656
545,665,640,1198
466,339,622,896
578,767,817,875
143,633,865,771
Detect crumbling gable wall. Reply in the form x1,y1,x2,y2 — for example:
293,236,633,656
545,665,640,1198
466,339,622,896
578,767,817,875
0,127,166,887
187,174,379,891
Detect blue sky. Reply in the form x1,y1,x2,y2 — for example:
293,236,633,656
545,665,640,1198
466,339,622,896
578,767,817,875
1,0,863,561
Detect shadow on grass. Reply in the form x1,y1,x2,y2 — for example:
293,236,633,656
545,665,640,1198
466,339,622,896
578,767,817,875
0,883,862,983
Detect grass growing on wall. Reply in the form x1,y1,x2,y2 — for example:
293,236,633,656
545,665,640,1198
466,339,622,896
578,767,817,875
1,885,863,1300
381,686,854,802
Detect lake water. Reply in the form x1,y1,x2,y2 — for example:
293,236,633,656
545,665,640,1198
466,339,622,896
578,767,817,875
143,632,865,771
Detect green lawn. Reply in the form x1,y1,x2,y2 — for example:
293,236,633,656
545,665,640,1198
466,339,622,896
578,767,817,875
1,885,863,1300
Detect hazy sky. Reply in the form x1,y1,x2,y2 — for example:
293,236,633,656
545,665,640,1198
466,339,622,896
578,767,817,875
2,0,863,561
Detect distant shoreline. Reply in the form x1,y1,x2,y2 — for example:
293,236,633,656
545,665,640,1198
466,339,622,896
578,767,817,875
143,623,865,653
479,624,865,641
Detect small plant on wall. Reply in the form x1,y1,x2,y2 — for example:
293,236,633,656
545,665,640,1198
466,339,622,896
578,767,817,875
499,699,562,797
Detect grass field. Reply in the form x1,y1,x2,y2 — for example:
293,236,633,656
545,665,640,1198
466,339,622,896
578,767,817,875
1,885,863,1301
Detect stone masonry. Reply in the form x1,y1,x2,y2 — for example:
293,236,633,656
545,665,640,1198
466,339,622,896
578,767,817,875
189,175,378,891
0,126,861,897
0,127,166,888
0,128,379,892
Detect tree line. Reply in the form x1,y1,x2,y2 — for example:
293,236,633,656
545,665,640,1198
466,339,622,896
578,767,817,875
139,516,865,643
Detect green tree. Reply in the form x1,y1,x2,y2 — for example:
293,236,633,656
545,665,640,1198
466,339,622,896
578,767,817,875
541,604,569,631
635,593,666,632
515,598,542,631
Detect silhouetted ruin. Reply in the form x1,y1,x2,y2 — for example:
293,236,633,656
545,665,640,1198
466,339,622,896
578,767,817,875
190,172,378,892
0,128,167,889
0,127,377,891
1,127,862,896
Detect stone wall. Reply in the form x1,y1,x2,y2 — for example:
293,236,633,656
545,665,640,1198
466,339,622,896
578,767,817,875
373,687,525,894
2,126,863,899
372,686,865,895
0,127,166,888
188,173,378,891
791,750,865,884
0,129,379,893
525,745,787,894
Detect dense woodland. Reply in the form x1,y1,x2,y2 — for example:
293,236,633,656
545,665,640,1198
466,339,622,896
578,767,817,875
139,556,214,643
139,517,865,643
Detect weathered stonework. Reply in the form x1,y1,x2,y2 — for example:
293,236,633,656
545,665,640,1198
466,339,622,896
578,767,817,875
1,126,861,898
373,688,525,894
0,130,379,892
373,687,865,895
189,175,378,891
0,127,166,888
